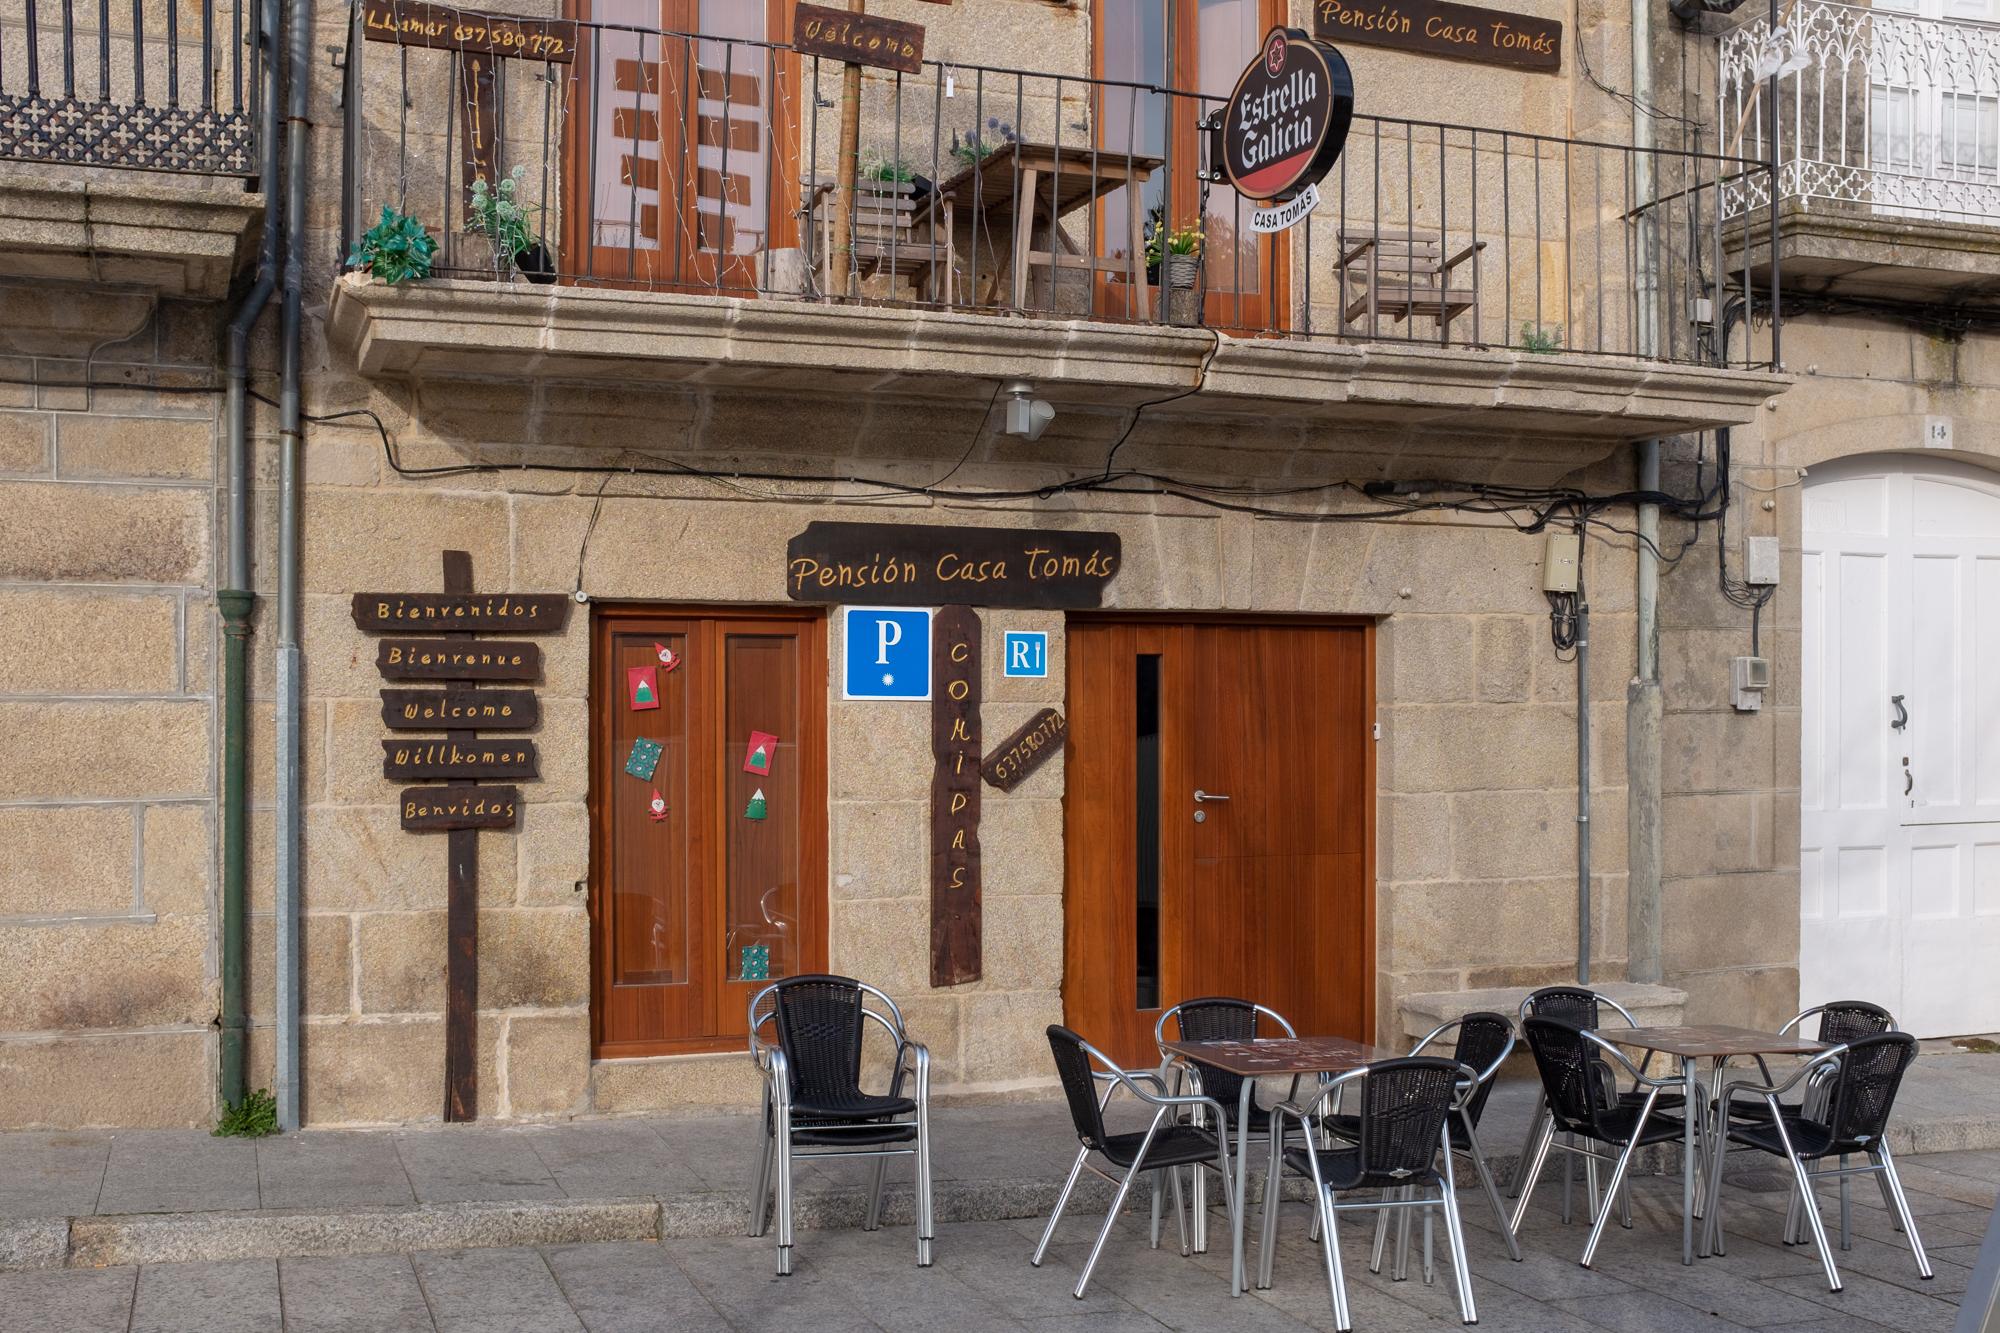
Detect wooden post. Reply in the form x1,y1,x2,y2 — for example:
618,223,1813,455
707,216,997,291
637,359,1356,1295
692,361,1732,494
930,605,981,985
828,0,865,298
440,550,480,1122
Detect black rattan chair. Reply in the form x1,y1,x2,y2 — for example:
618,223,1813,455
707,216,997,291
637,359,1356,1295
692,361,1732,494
1032,1025,1237,1299
1512,1017,1688,1267
1505,986,1680,1225
1704,1031,1931,1292
1154,997,1299,1252
747,975,934,1276
1359,1011,1522,1272
1256,1056,1479,1330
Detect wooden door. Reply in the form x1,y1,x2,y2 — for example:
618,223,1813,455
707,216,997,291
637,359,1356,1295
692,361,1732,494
563,0,798,291
1091,0,1289,332
590,606,826,1056
1064,618,1372,1065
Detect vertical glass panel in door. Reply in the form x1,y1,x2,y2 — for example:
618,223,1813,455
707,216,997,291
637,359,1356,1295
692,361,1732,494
1195,0,1262,313
1135,653,1162,1009
724,631,801,983
1098,0,1169,307
610,629,691,985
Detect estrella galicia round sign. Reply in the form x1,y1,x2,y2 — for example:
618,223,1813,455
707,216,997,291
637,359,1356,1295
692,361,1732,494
1219,27,1354,203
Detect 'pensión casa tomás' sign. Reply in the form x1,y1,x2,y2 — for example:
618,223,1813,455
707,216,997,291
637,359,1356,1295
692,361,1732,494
785,521,1120,610
1208,27,1355,203
1313,0,1561,73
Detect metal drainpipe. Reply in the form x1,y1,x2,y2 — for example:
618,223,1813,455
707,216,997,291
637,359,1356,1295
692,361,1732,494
1624,0,1665,986
273,0,315,1133
1576,523,1592,987
218,0,285,1113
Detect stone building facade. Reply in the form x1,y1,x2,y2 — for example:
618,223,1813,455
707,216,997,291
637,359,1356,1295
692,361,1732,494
6,0,1937,1132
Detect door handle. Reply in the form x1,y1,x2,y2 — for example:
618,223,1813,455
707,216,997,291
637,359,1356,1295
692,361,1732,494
1193,790,1230,802
1891,695,1908,731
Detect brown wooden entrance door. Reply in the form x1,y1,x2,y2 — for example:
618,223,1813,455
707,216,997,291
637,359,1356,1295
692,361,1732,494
590,606,826,1057
1063,619,1372,1066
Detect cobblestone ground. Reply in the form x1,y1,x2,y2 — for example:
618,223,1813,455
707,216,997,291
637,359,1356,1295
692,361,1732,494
3,1149,1992,1332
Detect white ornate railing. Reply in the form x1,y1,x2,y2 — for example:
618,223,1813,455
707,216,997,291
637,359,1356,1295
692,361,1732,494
1719,0,2000,223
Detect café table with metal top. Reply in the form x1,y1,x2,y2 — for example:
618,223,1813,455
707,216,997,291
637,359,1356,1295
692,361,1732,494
1592,1024,1829,1266
1159,1035,1404,1297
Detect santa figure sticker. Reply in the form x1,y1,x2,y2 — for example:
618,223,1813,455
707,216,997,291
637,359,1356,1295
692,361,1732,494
1212,27,1354,203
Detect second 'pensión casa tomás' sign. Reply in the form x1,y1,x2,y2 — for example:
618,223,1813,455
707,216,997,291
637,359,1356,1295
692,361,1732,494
1313,0,1561,72
1211,27,1354,203
786,522,1120,609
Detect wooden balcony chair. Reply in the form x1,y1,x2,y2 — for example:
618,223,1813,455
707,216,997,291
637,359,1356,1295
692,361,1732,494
804,175,954,304
1336,232,1485,345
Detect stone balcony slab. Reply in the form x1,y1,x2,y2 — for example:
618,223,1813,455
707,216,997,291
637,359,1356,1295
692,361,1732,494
327,276,1790,443
0,167,263,300
1730,197,2000,310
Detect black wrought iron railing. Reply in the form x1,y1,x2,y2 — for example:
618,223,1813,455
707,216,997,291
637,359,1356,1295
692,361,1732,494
0,0,260,174
338,10,1779,370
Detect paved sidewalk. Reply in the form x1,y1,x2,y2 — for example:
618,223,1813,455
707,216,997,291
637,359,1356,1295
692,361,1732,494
0,1148,1991,1331
2,1051,1996,1272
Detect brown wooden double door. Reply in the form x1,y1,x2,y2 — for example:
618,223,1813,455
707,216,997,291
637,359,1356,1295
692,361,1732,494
590,606,826,1057
1064,619,1373,1066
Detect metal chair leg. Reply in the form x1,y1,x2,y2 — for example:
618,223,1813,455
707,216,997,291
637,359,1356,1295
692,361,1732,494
1508,1094,1547,1198
1438,1132,1479,1326
1701,1114,1731,1258
1422,1199,1435,1286
1369,1188,1393,1274
1032,1146,1089,1266
748,1121,775,1238
1258,1112,1286,1292
1782,1174,1805,1246
1299,1145,1351,1333
1507,1113,1557,1236
1562,1135,1577,1224
1149,1171,1165,1250
1581,1091,1658,1269
915,1094,936,1268
774,1104,795,1277
1838,1154,1852,1251
1875,1142,1933,1280
1585,1152,1603,1226
864,1155,889,1232
1170,1166,1191,1257
1394,1185,1415,1281
1874,1152,1904,1229
1772,1119,1843,1291
1461,1116,1522,1261
1076,1161,1143,1299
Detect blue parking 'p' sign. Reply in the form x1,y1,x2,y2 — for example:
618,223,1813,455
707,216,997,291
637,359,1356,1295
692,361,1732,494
842,607,933,700
1002,630,1049,678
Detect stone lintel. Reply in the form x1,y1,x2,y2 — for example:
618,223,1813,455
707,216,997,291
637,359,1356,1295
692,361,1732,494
328,276,1790,443
0,168,264,300
1398,982,1690,1042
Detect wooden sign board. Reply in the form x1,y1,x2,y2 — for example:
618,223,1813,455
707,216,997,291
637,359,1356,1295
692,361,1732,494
1313,0,1561,72
359,0,577,62
376,639,542,681
353,593,572,635
786,521,1120,610
792,2,925,75
930,605,981,987
381,688,540,731
980,708,1065,792
399,784,520,831
383,738,539,781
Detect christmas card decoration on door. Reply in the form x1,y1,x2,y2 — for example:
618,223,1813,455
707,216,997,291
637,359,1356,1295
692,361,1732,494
624,736,662,781
627,665,660,710
740,943,770,981
654,642,682,672
744,787,768,820
647,789,669,821
743,730,778,776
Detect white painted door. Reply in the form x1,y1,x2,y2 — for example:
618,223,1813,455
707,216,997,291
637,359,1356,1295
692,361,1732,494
1801,459,2000,1037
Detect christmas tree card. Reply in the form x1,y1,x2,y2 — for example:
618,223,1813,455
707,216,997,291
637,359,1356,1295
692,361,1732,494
627,665,660,711
744,788,767,820
743,730,778,776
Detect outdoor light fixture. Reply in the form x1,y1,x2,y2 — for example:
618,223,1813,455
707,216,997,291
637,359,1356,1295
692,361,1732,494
1002,381,1055,442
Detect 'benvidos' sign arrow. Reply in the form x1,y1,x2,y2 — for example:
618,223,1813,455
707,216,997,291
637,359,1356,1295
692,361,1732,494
1210,27,1355,204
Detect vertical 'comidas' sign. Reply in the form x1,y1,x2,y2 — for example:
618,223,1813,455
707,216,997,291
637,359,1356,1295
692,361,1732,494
1211,27,1355,202
931,605,981,986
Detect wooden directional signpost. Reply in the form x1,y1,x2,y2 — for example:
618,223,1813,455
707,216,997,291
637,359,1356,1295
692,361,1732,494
351,553,570,1121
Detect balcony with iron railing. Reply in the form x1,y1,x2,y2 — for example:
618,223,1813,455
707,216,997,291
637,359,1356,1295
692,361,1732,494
1718,0,2000,306
0,0,264,295
326,13,1787,439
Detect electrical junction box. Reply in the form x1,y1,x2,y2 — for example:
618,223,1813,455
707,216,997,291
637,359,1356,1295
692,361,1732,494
1542,532,1580,593
1732,656,1770,712
1745,535,1781,586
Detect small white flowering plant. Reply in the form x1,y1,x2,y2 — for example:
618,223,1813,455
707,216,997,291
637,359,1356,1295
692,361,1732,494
468,165,540,269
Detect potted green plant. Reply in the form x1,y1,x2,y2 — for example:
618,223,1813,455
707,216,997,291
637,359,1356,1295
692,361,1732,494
1145,222,1203,325
346,206,438,285
469,165,555,283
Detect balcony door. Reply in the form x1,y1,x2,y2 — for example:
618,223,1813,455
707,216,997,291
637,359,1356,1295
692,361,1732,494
1063,618,1373,1067
563,0,797,290
1093,0,1289,331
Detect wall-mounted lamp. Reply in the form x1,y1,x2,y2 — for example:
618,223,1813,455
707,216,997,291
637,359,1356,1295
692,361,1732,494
1002,381,1055,442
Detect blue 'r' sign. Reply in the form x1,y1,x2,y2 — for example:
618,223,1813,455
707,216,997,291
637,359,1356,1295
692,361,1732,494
1002,631,1049,678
